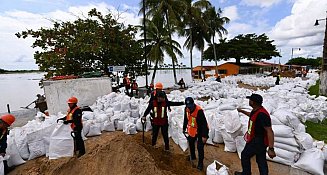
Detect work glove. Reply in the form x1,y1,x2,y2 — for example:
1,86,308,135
63,121,69,125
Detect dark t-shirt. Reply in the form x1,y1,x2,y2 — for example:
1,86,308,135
249,111,271,138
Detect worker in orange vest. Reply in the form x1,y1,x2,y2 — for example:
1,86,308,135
149,82,171,112
0,114,15,174
142,91,184,151
131,79,138,97
57,96,85,157
123,74,131,95
183,97,209,171
235,94,276,175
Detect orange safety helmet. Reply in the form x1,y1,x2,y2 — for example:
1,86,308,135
1,114,15,126
155,82,163,90
67,96,78,104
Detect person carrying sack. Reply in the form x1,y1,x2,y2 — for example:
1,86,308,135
142,91,184,151
183,97,209,171
0,114,15,175
57,96,85,158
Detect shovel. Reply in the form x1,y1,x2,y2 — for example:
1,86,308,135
20,100,35,109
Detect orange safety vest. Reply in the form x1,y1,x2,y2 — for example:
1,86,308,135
152,100,167,125
66,106,81,129
186,105,202,137
132,83,138,90
244,107,270,146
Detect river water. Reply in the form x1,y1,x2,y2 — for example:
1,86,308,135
0,69,192,113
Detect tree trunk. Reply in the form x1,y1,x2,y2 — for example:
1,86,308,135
151,60,158,84
190,31,193,81
236,58,241,64
201,49,204,80
165,12,178,84
320,15,327,95
212,36,218,76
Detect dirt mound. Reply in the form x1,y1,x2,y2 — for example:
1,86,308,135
9,132,203,175
9,131,312,175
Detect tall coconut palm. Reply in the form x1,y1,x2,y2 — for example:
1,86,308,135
138,17,183,84
142,0,186,84
204,7,229,75
182,0,211,80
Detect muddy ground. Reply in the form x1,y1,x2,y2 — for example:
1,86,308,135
9,131,312,175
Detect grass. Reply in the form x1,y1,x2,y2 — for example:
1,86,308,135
305,79,327,142
305,120,327,142
308,80,320,97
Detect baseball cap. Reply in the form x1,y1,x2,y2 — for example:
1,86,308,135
246,94,263,105
185,97,195,108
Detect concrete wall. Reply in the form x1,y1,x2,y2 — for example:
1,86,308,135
43,78,112,115
320,71,327,96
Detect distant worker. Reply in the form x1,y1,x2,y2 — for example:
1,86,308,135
178,78,186,89
142,91,184,151
131,80,139,97
57,97,85,157
149,83,154,92
0,114,15,174
123,74,131,95
274,72,280,85
35,94,48,113
235,94,276,175
201,73,206,82
216,75,221,83
183,97,209,171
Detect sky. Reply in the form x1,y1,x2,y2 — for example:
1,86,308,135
0,0,326,70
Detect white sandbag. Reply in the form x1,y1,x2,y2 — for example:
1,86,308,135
121,101,131,112
213,129,224,144
113,102,121,111
235,136,246,159
105,108,114,117
103,120,115,132
145,120,152,132
49,123,74,159
206,160,229,175
275,137,299,147
223,110,241,134
218,103,237,111
274,142,300,153
274,147,298,162
293,148,325,175
0,156,9,175
270,115,283,125
221,129,236,152
206,129,215,145
123,123,137,135
82,111,94,120
7,137,25,167
27,131,45,160
273,110,301,129
87,123,102,136
294,132,313,150
14,128,30,160
116,121,124,131
82,121,90,136
42,124,56,158
272,125,294,138
136,118,143,131
267,156,293,166
131,109,140,118
178,133,188,152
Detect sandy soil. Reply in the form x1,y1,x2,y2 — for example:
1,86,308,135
237,82,270,91
9,131,312,175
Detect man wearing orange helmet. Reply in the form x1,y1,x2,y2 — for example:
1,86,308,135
57,96,85,157
0,114,15,174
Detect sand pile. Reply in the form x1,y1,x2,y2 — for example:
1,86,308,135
9,132,203,175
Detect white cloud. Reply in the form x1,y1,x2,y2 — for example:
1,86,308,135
241,0,282,7
0,2,141,70
223,6,239,21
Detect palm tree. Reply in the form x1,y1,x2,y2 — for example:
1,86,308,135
142,0,186,84
204,7,229,75
179,0,211,80
139,17,183,84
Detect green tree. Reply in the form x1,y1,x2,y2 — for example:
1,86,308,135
16,9,144,78
204,33,280,64
287,57,322,68
143,0,186,84
204,6,229,75
139,17,183,83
